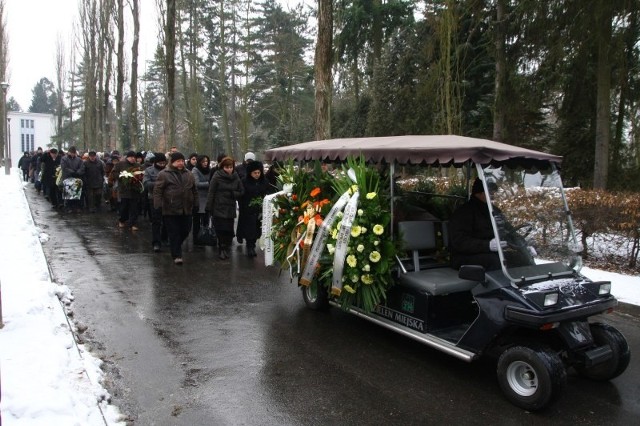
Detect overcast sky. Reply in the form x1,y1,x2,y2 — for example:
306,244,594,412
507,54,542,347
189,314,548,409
4,1,308,112
4,0,160,110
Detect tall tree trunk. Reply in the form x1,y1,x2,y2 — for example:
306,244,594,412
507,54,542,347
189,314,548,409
116,0,125,150
314,0,333,141
165,0,177,149
129,0,140,149
493,0,506,142
219,0,232,156
0,0,6,163
55,36,66,150
593,0,612,189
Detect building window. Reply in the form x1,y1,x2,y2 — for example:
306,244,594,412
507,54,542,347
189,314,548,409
30,120,35,128
21,134,25,152
21,119,24,128
31,134,35,151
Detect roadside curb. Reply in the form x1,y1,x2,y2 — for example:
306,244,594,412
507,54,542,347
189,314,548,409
616,301,640,318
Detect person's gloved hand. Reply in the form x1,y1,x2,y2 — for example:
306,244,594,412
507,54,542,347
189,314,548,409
527,246,537,257
489,238,507,252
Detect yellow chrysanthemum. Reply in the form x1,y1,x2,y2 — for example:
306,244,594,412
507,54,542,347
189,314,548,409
344,285,356,294
357,209,364,216
363,264,371,272
357,244,365,253
369,251,381,263
346,254,357,268
361,274,374,285
327,244,335,255
373,224,384,235
350,226,362,237
351,275,359,283
366,192,377,199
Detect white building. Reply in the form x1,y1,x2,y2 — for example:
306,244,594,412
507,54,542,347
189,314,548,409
7,111,56,159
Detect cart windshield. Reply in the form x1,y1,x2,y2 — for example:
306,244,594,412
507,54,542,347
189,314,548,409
480,164,582,283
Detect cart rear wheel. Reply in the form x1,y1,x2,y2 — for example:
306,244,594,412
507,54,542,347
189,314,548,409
576,323,630,381
497,345,566,411
301,282,329,311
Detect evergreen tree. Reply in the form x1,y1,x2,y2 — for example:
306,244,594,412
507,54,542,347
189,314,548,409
28,78,57,114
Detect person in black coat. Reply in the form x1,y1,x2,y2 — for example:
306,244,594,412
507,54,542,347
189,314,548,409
206,157,244,260
236,161,269,257
83,151,106,212
449,178,531,271
18,152,31,181
41,149,62,208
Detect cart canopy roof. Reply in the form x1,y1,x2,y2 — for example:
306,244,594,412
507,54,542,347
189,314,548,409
264,135,562,168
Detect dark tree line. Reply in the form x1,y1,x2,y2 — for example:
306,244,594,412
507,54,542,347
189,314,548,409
15,0,640,191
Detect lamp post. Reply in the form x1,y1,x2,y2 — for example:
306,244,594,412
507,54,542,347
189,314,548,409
1,82,9,175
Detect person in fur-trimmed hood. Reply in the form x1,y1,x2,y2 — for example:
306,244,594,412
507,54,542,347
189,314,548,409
236,161,269,257
153,152,198,265
206,156,244,260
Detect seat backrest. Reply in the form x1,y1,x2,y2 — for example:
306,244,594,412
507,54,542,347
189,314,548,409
398,221,437,271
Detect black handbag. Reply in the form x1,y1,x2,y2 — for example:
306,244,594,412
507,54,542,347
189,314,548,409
197,225,218,246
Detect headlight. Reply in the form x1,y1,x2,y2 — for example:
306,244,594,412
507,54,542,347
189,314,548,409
543,292,559,306
582,281,612,297
598,282,611,295
525,290,560,308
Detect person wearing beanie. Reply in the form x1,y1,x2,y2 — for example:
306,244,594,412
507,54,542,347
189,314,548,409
109,148,143,230
206,156,244,260
235,151,255,182
144,153,168,252
153,152,198,265
83,150,106,212
449,177,530,271
236,161,268,257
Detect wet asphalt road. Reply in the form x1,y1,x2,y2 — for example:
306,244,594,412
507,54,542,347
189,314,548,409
24,187,640,426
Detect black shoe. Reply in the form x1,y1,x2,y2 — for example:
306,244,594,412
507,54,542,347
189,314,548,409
219,248,229,260
247,247,256,257
153,244,161,253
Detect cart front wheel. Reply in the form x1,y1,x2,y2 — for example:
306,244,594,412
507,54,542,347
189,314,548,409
301,282,329,311
497,345,566,411
576,323,630,381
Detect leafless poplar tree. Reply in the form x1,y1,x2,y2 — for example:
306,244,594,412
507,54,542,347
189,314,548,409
55,34,67,150
129,0,140,149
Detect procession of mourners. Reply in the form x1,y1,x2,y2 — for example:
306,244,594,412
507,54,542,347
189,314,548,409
25,145,277,265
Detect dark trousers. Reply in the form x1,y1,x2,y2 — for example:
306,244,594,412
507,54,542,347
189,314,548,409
164,215,192,258
86,187,103,211
119,197,140,227
192,212,211,243
49,184,60,207
150,207,166,246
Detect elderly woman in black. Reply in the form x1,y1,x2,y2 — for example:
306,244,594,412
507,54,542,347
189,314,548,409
206,157,244,259
236,161,269,257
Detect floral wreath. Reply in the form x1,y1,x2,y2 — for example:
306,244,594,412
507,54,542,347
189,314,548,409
264,158,397,312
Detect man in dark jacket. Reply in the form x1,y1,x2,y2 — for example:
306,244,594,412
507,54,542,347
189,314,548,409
18,152,31,181
59,146,85,212
153,152,198,265
84,151,105,212
449,178,532,271
41,149,62,208
30,147,43,187
110,151,143,230
144,153,168,252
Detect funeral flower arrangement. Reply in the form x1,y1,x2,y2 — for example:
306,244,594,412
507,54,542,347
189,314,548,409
263,158,397,312
119,168,145,193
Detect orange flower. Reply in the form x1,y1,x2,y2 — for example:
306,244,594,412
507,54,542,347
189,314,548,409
310,187,321,198
292,194,298,201
314,214,323,226
300,201,310,209
302,215,310,224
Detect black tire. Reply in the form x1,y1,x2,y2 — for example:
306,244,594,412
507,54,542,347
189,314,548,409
301,282,329,311
576,323,630,381
497,345,567,411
